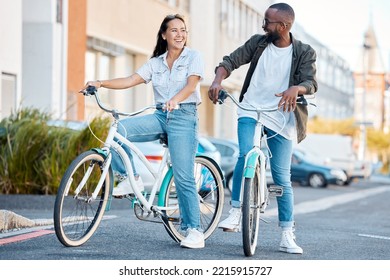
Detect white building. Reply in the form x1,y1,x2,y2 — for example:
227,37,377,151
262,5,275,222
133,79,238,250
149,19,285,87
0,0,22,119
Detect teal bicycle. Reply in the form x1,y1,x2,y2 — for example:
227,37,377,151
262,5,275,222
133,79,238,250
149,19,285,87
217,89,312,256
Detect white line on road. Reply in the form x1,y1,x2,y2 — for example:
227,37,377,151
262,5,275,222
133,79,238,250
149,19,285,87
358,233,390,240
265,185,390,216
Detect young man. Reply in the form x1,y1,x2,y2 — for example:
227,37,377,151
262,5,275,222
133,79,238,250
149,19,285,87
208,3,318,254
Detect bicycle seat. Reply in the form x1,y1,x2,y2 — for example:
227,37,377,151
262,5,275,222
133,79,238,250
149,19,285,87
159,133,168,146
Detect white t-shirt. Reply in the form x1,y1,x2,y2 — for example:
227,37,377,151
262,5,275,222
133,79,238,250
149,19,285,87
238,42,296,140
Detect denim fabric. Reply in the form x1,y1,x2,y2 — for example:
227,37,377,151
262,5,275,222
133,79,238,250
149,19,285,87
111,104,200,230
231,117,295,228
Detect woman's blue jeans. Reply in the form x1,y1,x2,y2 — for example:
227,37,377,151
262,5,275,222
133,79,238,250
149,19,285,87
110,104,200,231
231,117,295,228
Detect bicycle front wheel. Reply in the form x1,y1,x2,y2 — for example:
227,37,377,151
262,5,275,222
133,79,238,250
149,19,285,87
54,150,113,247
163,156,224,242
242,166,261,256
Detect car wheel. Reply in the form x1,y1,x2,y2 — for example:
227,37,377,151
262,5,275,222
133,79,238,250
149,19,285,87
308,173,327,188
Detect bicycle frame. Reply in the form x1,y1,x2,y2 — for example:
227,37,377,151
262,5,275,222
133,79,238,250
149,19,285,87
108,122,178,212
75,92,179,214
241,113,268,211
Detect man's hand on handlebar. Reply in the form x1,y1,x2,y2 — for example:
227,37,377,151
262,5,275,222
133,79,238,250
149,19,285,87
208,82,224,104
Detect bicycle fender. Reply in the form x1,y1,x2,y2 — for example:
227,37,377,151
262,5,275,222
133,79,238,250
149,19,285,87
157,167,173,206
91,148,108,159
196,154,226,188
243,153,259,178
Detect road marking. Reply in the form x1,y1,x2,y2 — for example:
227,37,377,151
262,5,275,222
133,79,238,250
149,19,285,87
358,234,390,241
265,185,390,216
0,229,54,246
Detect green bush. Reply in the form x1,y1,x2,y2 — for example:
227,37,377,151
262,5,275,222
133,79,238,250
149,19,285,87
0,108,110,194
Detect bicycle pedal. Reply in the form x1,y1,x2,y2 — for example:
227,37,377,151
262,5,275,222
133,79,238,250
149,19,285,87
112,193,135,199
222,227,240,233
167,216,180,223
268,185,283,197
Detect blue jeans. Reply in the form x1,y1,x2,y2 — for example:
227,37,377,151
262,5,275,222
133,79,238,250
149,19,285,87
111,104,200,230
231,117,295,228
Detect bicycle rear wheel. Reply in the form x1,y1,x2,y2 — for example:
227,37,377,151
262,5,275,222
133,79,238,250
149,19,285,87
54,150,113,247
163,156,224,242
242,166,261,256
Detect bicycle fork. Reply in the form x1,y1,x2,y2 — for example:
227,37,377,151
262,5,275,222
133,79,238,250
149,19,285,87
242,147,267,207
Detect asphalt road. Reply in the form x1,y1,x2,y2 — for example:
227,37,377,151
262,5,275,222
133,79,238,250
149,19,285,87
1,176,390,260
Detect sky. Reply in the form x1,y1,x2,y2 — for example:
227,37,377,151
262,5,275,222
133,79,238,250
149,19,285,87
282,0,390,72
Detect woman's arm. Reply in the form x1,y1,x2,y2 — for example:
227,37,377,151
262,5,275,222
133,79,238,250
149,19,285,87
80,73,145,92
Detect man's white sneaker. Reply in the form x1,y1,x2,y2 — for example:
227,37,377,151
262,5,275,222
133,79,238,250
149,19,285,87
279,229,303,254
180,229,205,249
113,177,145,197
218,208,241,232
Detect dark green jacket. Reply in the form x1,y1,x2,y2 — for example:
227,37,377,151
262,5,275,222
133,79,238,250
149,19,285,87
218,33,318,143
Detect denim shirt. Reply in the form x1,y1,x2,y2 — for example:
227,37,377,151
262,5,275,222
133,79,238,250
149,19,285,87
137,47,204,105
217,33,318,143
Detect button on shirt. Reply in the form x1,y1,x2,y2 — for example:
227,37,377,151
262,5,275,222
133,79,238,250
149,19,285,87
136,47,204,104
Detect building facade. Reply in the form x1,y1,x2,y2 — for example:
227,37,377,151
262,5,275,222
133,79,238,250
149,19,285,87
1,0,361,142
0,0,22,120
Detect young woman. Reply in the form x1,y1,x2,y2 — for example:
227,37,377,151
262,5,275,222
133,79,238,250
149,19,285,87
81,14,205,249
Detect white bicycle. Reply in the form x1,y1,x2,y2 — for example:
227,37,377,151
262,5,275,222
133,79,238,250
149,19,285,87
218,89,313,256
53,86,224,247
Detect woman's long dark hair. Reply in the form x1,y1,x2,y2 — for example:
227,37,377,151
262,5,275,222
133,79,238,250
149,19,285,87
151,14,187,58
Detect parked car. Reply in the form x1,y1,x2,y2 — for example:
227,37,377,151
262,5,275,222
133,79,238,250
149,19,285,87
206,137,238,192
291,149,348,188
133,137,221,192
296,133,372,184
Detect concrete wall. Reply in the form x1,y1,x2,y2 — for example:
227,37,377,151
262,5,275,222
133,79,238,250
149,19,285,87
0,0,22,119
22,0,67,118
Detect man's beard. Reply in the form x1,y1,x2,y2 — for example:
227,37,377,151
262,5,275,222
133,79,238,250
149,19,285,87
266,31,280,43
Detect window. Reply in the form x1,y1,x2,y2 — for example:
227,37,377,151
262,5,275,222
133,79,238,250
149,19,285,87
56,0,63,23
1,73,17,118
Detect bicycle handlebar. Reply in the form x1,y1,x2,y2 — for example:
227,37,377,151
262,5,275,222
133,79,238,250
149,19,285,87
217,89,316,111
81,86,165,118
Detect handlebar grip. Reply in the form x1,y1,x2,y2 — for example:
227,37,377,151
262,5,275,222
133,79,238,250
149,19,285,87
83,85,97,96
218,89,228,104
296,95,307,106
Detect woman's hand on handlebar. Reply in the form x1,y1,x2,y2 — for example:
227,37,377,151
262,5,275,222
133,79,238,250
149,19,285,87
79,80,102,94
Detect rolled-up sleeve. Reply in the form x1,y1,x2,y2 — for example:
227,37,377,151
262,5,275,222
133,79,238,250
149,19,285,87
136,59,154,84
187,51,204,80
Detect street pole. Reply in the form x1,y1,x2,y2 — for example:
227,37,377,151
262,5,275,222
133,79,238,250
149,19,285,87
359,42,370,161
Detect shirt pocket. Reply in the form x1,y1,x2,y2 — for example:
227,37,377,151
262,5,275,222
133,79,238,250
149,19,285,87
173,64,188,82
152,68,168,87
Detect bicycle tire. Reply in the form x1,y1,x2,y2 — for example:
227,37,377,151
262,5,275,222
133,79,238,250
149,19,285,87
54,150,113,247
162,156,224,242
242,165,261,256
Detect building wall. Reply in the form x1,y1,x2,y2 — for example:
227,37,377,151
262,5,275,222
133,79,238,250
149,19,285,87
67,0,87,120
0,0,22,119
0,0,364,143
22,0,68,118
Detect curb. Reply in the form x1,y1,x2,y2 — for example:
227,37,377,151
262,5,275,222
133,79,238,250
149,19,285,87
0,210,53,233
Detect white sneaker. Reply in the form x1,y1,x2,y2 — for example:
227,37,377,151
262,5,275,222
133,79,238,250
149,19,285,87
113,177,145,197
218,208,241,232
279,229,303,254
180,228,205,249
